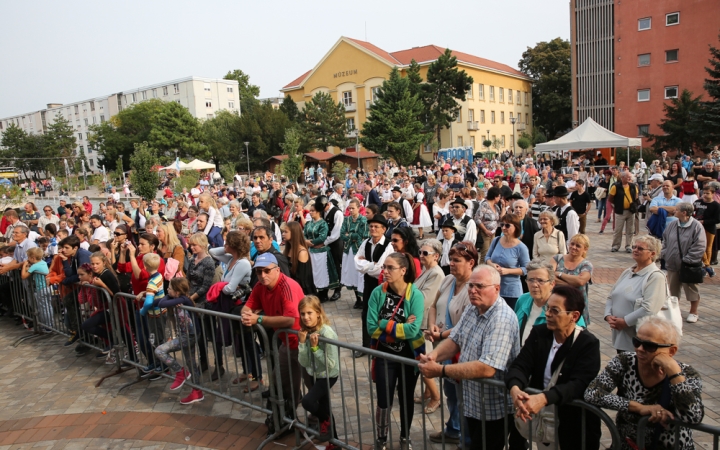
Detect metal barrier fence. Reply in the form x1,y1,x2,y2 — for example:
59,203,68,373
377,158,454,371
637,415,720,450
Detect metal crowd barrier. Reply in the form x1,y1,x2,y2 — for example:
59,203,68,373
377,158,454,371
637,415,720,450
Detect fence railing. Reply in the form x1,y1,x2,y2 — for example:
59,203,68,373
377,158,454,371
637,415,720,450
2,270,714,449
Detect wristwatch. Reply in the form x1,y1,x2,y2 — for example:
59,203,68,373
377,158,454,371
257,315,263,324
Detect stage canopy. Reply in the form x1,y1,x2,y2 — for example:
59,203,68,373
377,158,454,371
535,117,642,153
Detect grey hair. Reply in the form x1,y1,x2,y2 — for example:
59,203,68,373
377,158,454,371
707,181,720,192
419,238,443,258
253,209,269,219
637,315,681,346
473,264,501,284
229,200,241,209
513,200,528,209
14,225,29,236
632,235,662,262
539,210,559,226
525,259,556,284
676,202,694,215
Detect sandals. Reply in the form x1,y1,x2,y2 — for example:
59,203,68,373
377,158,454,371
414,396,428,404
243,380,260,393
423,399,441,414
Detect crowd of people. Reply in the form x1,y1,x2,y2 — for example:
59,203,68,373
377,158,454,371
0,149,713,450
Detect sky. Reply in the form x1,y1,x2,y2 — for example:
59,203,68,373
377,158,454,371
0,0,570,119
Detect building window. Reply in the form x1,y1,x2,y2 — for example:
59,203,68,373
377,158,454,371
142,91,147,100
501,135,505,146
526,113,529,125
665,86,678,99
74,105,79,114
489,86,495,101
152,88,157,98
470,136,475,148
525,92,529,105
100,115,105,123
508,90,513,104
227,87,233,93
638,89,651,102
90,101,95,111
638,125,650,136
666,12,679,26
347,118,355,131
499,88,504,103
457,136,463,146
666,49,679,62
204,83,211,92
205,101,212,108
371,86,381,101
501,111,505,124
509,112,514,121
89,159,94,166
88,145,93,153
480,110,485,123
78,133,82,140
83,118,88,126
131,93,137,103
516,90,521,105
467,85,473,99
492,135,496,143
163,86,168,96
173,84,180,94
92,116,96,124
468,109,474,122
457,109,462,123
638,53,651,66
638,17,651,30
342,91,353,106
228,101,235,108
491,111,496,124
478,84,484,100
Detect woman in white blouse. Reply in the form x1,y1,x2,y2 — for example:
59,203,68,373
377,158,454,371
532,210,567,260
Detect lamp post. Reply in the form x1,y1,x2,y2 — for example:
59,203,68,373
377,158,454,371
351,129,360,170
244,142,250,179
510,117,517,157
486,129,491,156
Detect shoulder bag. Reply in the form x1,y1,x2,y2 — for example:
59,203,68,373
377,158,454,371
676,227,704,284
514,326,581,445
594,187,607,200
635,268,683,336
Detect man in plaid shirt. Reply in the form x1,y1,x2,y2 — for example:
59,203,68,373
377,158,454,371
419,265,521,449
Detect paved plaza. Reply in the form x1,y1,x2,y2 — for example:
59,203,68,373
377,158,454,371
1,215,719,449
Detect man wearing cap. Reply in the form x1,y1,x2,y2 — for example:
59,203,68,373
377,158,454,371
552,186,580,244
443,199,477,244
241,253,303,426
390,186,414,222
317,196,345,301
647,174,665,199
355,214,395,357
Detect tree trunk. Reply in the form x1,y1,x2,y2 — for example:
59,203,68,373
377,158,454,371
436,126,442,151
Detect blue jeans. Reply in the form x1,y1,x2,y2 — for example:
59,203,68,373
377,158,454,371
596,197,606,219
443,380,471,446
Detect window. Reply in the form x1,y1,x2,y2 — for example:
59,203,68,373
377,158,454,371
510,135,515,149
456,109,462,123
492,135,497,143
491,111,496,124
508,90,513,104
525,92,529,105
457,136,463,146
163,86,168,96
78,133,82,140
517,90,521,105
90,101,95,111
638,53,651,66
470,136,475,148
83,119,88,126
342,91,353,106
468,109,474,122
204,83,211,92
142,91,147,100
88,145,93,153
467,85,473,99
666,49,678,62
638,17,651,30
489,86,495,101
152,88,157,98
347,118,355,131
228,101,235,108
131,93,136,103
371,86,381,101
100,115,105,123
501,135,505,146
638,125,650,136
499,88,504,103
74,105,79,114
481,135,486,142
501,111,505,124
173,84,180,94
665,86,678,99
666,12,679,26
478,84,484,100
227,87,233,93
638,89,650,102
509,112,514,121
89,159,94,167
526,113,529,125
92,116,96,124
480,110,485,123
205,101,212,108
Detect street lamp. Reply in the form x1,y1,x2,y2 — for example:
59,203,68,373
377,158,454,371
510,117,517,156
244,142,250,179
351,129,360,170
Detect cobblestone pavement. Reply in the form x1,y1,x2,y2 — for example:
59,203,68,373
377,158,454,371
1,212,719,449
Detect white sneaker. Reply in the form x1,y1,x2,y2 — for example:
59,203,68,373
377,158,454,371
686,314,699,323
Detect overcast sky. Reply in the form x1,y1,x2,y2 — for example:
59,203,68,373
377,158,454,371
0,0,570,119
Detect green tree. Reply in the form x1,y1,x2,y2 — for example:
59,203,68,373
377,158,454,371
482,139,492,149
331,161,350,181
224,69,260,115
696,35,720,149
648,89,706,155
279,95,300,123
45,114,76,174
130,142,159,200
424,49,474,149
360,67,432,166
299,91,350,151
517,137,532,152
519,38,572,139
148,101,204,158
0,123,30,179
202,110,241,169
278,127,304,182
491,138,503,152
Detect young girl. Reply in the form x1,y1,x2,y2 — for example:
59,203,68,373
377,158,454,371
298,296,340,447
156,277,204,405
74,264,101,355
681,170,699,204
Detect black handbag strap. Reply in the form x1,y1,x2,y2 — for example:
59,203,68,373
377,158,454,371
676,226,683,259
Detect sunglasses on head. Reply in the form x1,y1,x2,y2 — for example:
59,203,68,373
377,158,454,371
631,336,673,353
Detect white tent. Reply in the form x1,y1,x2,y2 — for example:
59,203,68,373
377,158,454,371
535,117,642,153
185,159,216,170
159,161,190,171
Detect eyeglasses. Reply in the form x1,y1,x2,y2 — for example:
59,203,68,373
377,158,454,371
501,223,512,229
381,265,401,272
545,307,572,316
256,266,278,275
631,245,649,251
419,250,436,257
632,336,673,353
527,278,550,285
114,232,126,237
467,283,496,291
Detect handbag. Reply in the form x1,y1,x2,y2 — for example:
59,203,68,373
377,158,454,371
370,291,405,382
676,227,704,284
594,187,607,200
514,327,581,445
637,269,684,335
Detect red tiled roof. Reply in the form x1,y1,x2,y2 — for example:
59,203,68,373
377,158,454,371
390,45,527,78
342,151,380,159
282,70,312,89
304,151,336,161
264,155,288,164
346,38,401,65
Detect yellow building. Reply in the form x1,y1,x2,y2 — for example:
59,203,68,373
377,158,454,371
281,37,533,161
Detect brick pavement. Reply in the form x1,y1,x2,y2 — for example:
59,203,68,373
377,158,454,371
1,211,719,449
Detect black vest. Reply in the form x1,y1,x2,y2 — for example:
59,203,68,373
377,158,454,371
443,213,472,241
397,198,409,218
364,237,389,263
324,206,341,233
611,182,637,213
553,204,574,240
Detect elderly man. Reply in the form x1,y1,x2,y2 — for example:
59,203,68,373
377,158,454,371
329,184,345,212
696,160,719,191
513,200,540,256
419,265,520,450
530,187,549,221
649,180,681,227
608,171,639,253
645,173,665,199
0,225,38,321
662,202,706,323
4,210,28,240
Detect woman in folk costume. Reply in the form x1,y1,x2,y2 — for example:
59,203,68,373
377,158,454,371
304,200,340,303
410,184,433,240
340,198,368,309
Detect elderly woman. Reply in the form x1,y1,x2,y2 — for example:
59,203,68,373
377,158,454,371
485,213,530,309
507,285,601,450
552,233,593,324
227,200,246,230
532,210,566,260
425,242,478,445
514,260,586,346
605,235,666,352
585,316,703,450
413,238,445,414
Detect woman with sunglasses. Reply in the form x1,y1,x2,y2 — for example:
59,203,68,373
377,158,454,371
585,316,703,450
485,213,530,309
604,235,667,352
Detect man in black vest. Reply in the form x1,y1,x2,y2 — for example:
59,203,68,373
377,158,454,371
608,172,638,252
391,186,414,222
317,196,345,301
354,215,394,358
552,186,580,246
443,199,477,243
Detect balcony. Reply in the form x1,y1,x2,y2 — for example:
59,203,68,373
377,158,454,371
467,121,479,131
343,102,357,112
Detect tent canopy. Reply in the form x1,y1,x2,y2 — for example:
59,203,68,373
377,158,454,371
185,159,216,170
535,117,642,153
159,161,190,171
0,178,11,185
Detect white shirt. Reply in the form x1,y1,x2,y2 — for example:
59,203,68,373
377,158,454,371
522,302,544,345
355,236,395,279
543,337,563,388
92,226,110,243
111,192,120,202
556,204,580,246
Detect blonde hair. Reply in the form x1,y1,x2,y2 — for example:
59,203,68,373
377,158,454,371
143,253,161,272
569,233,590,258
199,193,219,212
188,232,209,250
91,251,117,278
298,295,330,333
157,223,182,254
26,247,43,261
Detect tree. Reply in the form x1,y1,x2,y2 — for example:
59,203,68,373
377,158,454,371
360,67,432,166
44,114,76,176
491,138,503,152
331,161,350,181
0,123,30,179
224,69,260,115
517,137,532,152
202,110,241,170
696,35,720,149
519,38,572,140
278,127,304,182
648,89,706,155
299,91,350,151
130,142,159,200
279,95,300,123
148,101,204,158
482,139,492,149
424,49,474,149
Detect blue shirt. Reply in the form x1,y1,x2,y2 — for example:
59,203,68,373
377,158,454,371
484,237,530,298
649,195,681,225
250,241,281,260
